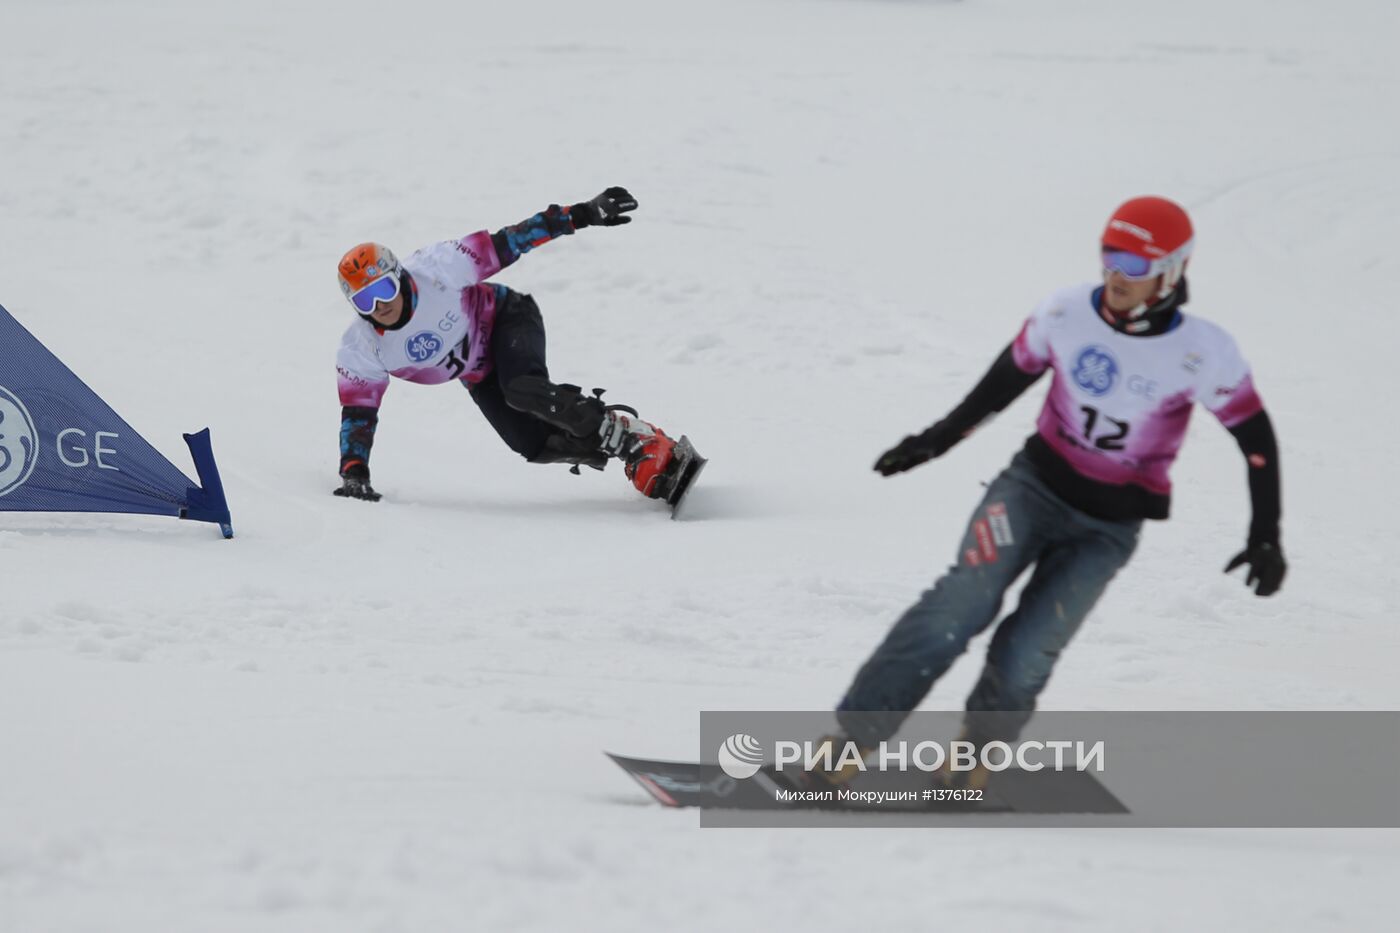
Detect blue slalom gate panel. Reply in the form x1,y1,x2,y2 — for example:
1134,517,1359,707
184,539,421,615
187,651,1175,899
0,303,232,538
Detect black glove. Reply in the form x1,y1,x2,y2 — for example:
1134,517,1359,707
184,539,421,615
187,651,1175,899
1224,540,1286,596
333,464,382,502
570,186,638,228
874,424,958,476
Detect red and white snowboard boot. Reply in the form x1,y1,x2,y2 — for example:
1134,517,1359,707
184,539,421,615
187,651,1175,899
597,408,676,498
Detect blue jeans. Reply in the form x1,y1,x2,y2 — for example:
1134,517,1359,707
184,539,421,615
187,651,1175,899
837,452,1142,746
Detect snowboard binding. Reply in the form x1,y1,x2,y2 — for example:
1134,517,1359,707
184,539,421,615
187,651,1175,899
599,408,707,516
512,377,707,515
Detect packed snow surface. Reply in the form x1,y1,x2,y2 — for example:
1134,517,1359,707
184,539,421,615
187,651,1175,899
2,0,1397,929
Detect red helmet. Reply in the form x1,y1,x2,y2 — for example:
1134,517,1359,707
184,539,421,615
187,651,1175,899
1102,196,1194,295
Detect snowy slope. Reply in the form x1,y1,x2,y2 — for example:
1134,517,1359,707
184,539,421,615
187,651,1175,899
2,0,1398,929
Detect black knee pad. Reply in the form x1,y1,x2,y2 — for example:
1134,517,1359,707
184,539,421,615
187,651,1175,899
528,432,609,470
503,375,605,438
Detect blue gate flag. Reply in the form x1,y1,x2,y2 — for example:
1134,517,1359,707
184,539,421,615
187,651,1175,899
0,303,233,538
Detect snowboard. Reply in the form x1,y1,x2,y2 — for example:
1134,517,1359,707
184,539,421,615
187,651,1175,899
606,752,1128,814
658,435,706,520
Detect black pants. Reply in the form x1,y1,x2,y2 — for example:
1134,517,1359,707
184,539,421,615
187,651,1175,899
467,290,557,461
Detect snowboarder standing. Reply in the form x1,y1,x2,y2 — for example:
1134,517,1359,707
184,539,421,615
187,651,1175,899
831,196,1286,779
332,187,683,504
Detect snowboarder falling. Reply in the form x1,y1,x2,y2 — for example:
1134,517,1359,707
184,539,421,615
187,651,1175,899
825,196,1286,786
332,187,683,505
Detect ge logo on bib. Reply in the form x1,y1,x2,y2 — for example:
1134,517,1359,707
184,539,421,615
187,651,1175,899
405,331,443,363
1073,345,1119,397
0,386,40,497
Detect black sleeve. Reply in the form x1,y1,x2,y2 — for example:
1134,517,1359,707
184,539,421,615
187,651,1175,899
1226,410,1282,546
920,344,1043,453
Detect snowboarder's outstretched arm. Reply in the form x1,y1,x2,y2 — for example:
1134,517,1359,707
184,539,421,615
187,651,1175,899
1198,338,1286,597
1223,410,1285,596
484,187,639,273
334,406,382,501
874,344,1043,476
333,332,390,502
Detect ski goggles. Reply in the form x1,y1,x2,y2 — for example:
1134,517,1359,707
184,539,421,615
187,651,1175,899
349,273,401,313
1101,249,1158,280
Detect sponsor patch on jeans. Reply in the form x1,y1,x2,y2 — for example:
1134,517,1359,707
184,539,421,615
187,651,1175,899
974,519,998,562
987,502,1014,547
964,548,981,567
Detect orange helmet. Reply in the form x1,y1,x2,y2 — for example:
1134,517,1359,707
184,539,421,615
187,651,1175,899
337,243,402,314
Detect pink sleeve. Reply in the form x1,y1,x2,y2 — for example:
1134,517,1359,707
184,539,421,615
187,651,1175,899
451,230,503,282
337,368,388,408
1201,332,1263,428
1010,296,1055,374
1206,372,1264,428
336,329,389,407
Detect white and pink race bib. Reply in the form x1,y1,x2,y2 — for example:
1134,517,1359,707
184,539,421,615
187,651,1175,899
1011,283,1262,495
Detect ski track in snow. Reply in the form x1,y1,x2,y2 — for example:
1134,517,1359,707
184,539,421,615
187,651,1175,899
2,0,1398,930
